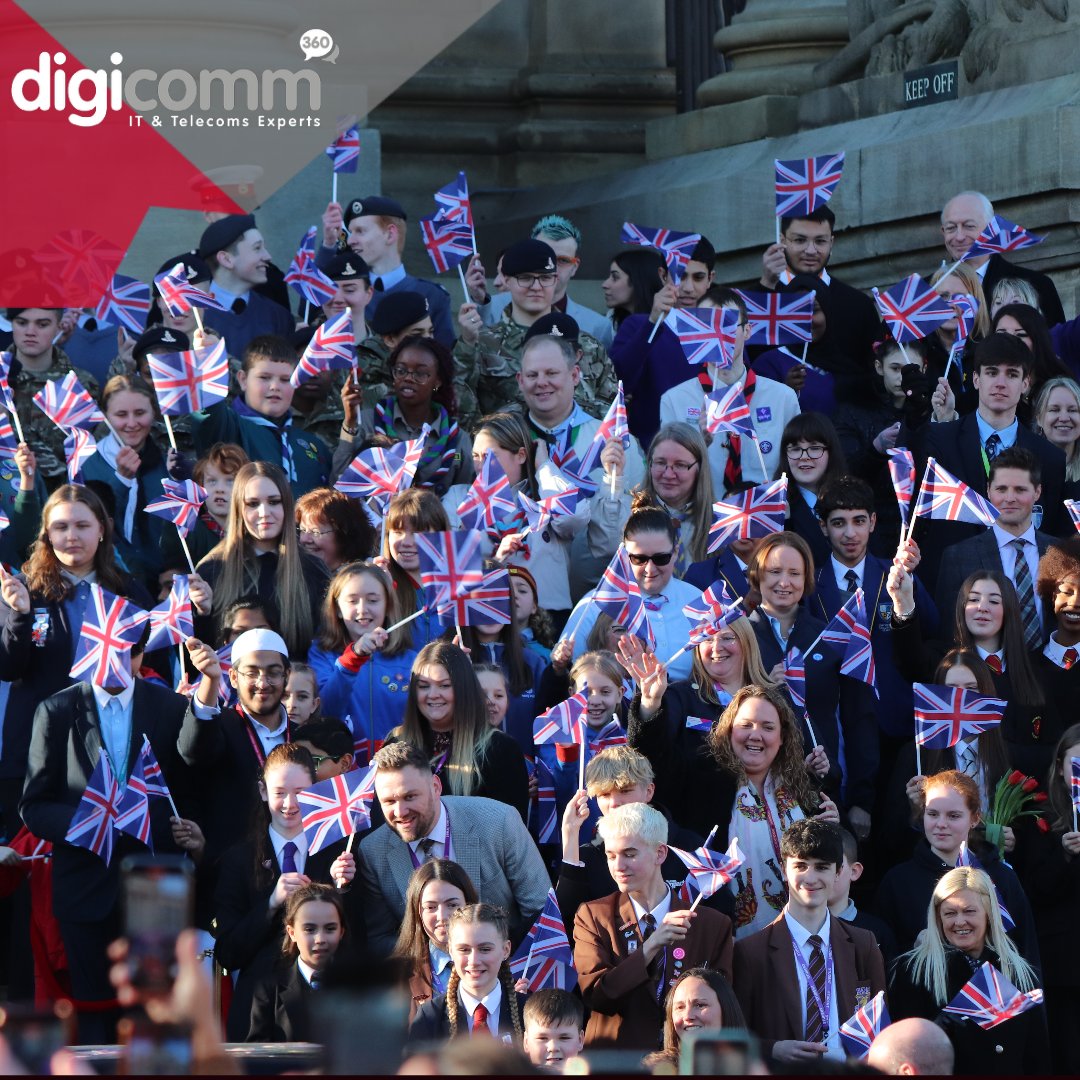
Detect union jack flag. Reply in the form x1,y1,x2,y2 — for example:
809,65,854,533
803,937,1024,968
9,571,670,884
510,888,577,991
955,843,1015,932
839,991,890,1059
147,575,194,651
1065,500,1080,535
0,352,16,414
549,438,598,499
0,412,15,459
620,222,701,285
284,227,337,307
887,448,916,527
95,274,152,335
587,547,655,647
913,683,1006,748
1071,757,1080,816
820,590,877,694
134,735,172,802
65,749,122,864
420,214,474,274
456,450,518,538
35,227,124,296
964,215,1045,259
443,567,512,626
943,962,1044,1029
291,311,355,387
115,757,153,849
69,585,148,691
569,383,630,483
686,601,744,649
527,756,557,844
784,647,807,711
33,371,103,431
433,171,474,228
147,338,230,415
684,580,737,624
951,292,979,346
533,690,589,746
145,479,208,538
774,153,845,218
518,485,580,538
664,307,740,368
64,428,97,484
672,836,744,904
704,381,754,439
415,530,485,613
153,262,228,318
334,442,417,512
297,763,378,855
589,719,628,751
873,276,954,343
912,458,999,527
325,127,360,173
739,290,814,346
686,716,713,733
708,477,788,552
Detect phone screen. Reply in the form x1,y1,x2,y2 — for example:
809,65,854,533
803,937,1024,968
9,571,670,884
122,856,194,992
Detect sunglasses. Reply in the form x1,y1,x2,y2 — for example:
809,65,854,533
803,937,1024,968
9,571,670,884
626,550,675,567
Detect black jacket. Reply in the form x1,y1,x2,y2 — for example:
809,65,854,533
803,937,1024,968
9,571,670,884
247,961,315,1042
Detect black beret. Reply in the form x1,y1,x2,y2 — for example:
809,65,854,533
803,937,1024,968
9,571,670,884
343,195,407,226
523,311,581,345
501,239,557,278
323,251,371,282
197,214,257,258
134,325,190,362
154,252,212,292
369,291,430,337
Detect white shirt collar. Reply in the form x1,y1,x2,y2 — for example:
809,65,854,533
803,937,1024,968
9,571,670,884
629,888,673,931
246,706,289,740
1044,633,1079,668
975,644,1005,669
780,267,832,287
298,957,319,986
91,682,135,713
992,521,1036,551
459,979,503,1031
269,826,309,865
830,555,866,591
409,799,448,857
784,907,832,950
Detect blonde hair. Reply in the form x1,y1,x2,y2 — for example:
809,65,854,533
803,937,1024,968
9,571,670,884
570,650,628,696
596,801,668,847
444,904,522,1042
199,461,313,656
1033,376,1080,482
585,745,655,796
905,866,1036,1005
690,615,775,707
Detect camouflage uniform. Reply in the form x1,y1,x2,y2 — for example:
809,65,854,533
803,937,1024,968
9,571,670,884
12,348,100,481
452,309,617,431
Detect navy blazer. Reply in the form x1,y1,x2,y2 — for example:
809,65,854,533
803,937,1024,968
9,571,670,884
748,608,878,812
913,413,1066,590
247,961,314,1042
684,547,750,597
19,680,212,921
811,553,939,739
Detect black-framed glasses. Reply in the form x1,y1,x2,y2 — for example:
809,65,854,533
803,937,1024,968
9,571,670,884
512,273,558,289
626,550,675,567
650,458,698,475
786,444,827,460
392,365,436,381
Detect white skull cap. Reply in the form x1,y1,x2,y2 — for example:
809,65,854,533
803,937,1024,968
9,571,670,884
231,628,289,663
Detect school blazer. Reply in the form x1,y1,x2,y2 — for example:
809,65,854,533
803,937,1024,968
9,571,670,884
19,680,212,921
247,962,314,1042
574,889,733,1050
732,912,886,1060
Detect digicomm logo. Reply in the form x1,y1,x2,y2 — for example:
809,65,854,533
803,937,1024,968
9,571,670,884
11,52,321,128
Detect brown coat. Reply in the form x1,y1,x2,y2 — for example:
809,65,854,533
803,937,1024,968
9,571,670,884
573,889,734,1050
732,912,887,1059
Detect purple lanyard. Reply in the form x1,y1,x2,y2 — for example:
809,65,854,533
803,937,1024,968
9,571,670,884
409,810,452,869
790,934,834,1040
430,954,450,995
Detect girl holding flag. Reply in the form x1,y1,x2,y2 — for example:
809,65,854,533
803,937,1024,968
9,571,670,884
308,561,417,762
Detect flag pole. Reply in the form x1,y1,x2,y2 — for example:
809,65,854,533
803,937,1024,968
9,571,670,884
803,712,819,752
750,435,768,479
5,406,24,446
647,314,663,345
384,606,427,635
915,726,922,778
523,939,536,987
457,264,471,308
161,413,178,452
177,528,196,574
191,308,205,336
579,733,587,793
332,172,338,207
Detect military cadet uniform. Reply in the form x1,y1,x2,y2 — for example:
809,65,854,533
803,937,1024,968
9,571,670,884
11,348,100,483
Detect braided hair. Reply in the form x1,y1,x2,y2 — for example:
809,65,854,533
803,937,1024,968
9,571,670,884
444,904,523,1043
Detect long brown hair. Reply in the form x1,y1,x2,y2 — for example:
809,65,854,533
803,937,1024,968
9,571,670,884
444,904,522,1043
381,488,450,614
661,968,746,1054
200,461,314,656
391,859,479,983
1047,723,1080,833
395,642,493,797
23,485,128,601
953,570,1043,706
318,561,412,656
708,683,820,811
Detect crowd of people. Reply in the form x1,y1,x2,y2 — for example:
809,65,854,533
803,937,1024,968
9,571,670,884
1,184,1079,1074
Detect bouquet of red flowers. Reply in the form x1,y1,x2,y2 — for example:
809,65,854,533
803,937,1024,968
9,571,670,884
983,770,1049,853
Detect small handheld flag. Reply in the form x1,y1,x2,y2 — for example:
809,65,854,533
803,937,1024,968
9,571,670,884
708,477,788,552
509,888,576,992
664,307,740,368
873,276,954,343
284,227,337,308
420,214,475,275
704,381,754,439
297,764,378,855
433,171,474,228
620,222,701,286
455,450,518,539
839,991,890,1059
739,290,814,346
414,530,485,613
533,690,589,746
64,428,97,484
943,961,1044,1029
154,262,228,318
1065,499,1080,535
683,580,736,624
964,215,1044,259
670,836,744,905
145,479,208,538
325,128,360,173
913,684,1006,748
95,274,152,335
291,311,355,387
887,448,916,527
912,458,999,527
33,372,103,431
774,153,845,218
1070,757,1080,833
69,585,148,691
146,576,194,651
147,338,230,416
65,750,122,864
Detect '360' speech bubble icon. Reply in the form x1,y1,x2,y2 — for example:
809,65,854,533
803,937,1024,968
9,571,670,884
300,30,338,62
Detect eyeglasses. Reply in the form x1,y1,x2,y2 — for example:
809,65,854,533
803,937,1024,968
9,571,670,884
650,459,698,475
512,273,558,289
297,526,333,540
782,234,832,250
310,753,343,770
626,550,675,567
391,365,436,382
786,444,827,460
236,666,286,684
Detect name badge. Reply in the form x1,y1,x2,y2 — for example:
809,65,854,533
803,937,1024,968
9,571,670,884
756,406,772,423
685,407,701,421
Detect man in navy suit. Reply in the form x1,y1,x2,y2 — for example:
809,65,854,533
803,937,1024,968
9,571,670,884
811,476,937,847
935,446,1057,645
915,333,1066,591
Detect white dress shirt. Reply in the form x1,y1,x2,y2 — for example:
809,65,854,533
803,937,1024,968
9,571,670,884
459,978,503,1034
784,909,842,1059
409,800,453,862
269,826,308,876
830,555,866,593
